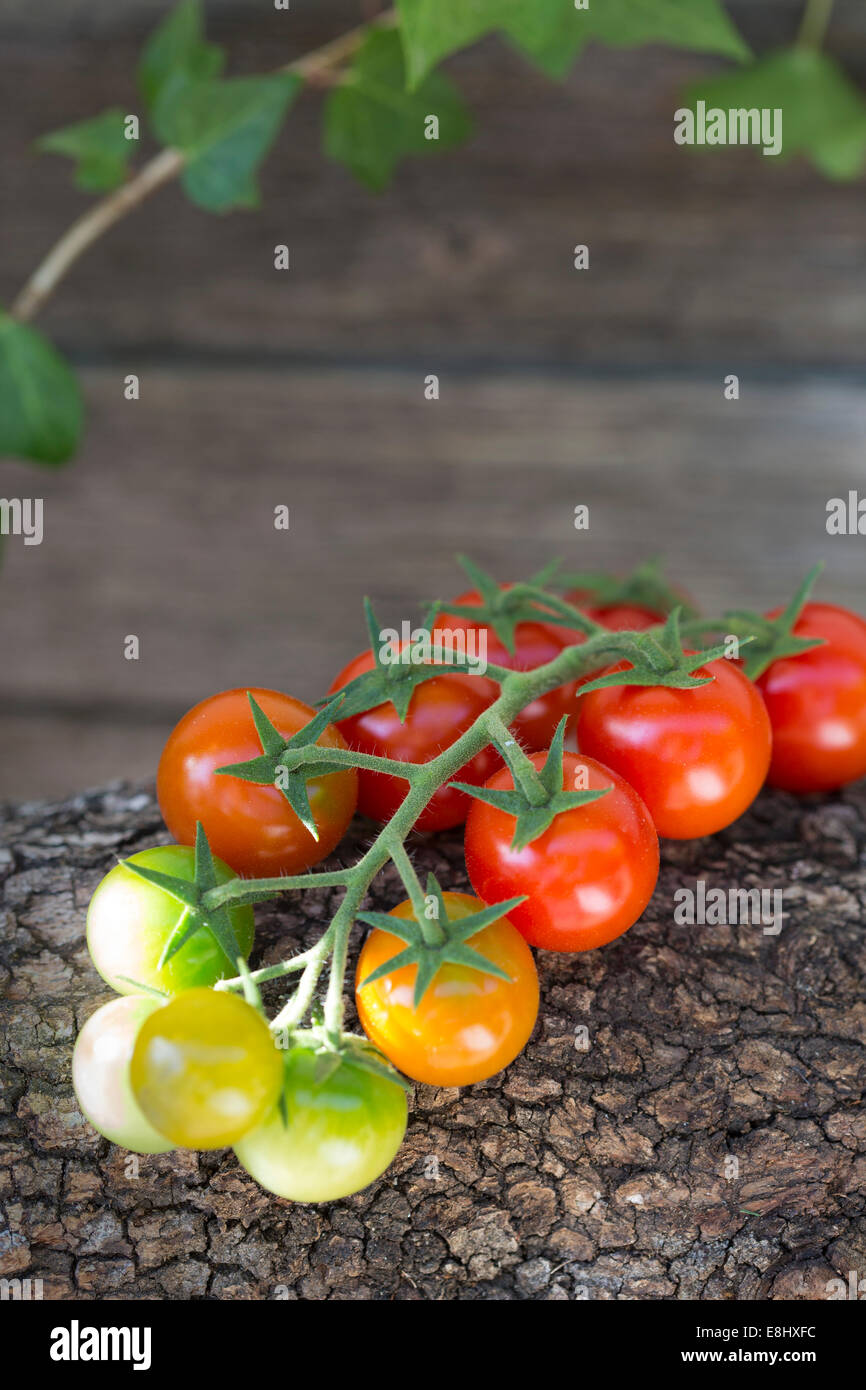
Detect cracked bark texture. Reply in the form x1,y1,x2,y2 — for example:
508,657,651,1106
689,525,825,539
1,782,864,1302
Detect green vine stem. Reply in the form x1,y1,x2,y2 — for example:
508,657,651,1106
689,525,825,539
797,0,835,50
10,9,397,324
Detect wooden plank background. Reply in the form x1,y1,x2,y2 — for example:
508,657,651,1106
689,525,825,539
2,0,866,797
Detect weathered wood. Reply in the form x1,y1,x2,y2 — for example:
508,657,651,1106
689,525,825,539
1,780,864,1299
2,3,866,368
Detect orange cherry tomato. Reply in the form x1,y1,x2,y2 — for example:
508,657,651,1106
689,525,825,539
157,688,357,878
355,892,539,1087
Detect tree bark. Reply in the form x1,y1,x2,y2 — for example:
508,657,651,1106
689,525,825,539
1,782,864,1301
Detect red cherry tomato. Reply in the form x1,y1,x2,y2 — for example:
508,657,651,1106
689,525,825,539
576,656,771,839
432,586,582,750
758,602,866,793
464,752,659,952
572,599,664,632
157,688,358,877
329,649,500,831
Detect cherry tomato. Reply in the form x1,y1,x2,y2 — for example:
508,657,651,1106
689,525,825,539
576,656,772,839
157,688,358,877
130,988,282,1150
757,602,866,792
329,649,500,830
233,1047,407,1202
72,996,174,1154
464,753,658,952
432,587,582,750
87,845,255,996
356,892,539,1086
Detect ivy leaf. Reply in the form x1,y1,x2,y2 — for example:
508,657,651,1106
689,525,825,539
396,0,748,89
324,27,472,191
139,0,224,111
507,0,749,80
0,315,84,466
37,109,133,192
684,48,866,180
154,72,302,212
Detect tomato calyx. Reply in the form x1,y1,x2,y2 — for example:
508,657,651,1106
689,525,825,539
277,1027,412,1095
433,555,596,654
123,823,249,972
576,609,737,698
453,715,609,851
541,555,696,621
325,598,488,724
215,691,351,840
682,564,826,681
357,873,526,1008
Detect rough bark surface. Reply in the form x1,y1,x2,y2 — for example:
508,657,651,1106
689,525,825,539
1,782,864,1302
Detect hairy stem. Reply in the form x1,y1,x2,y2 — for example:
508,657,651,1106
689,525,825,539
797,0,835,49
10,9,396,323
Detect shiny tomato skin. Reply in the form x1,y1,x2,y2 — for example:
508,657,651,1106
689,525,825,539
157,688,357,877
464,754,659,952
582,602,663,632
758,602,866,793
233,1047,407,1202
329,650,500,831
355,892,539,1086
130,988,283,1150
72,996,175,1154
432,587,582,750
87,845,255,996
576,657,772,839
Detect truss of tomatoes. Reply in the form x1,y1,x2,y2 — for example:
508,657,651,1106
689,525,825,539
72,566,866,1205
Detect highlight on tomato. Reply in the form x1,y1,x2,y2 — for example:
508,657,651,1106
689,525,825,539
463,752,659,953
86,844,255,996
757,602,866,793
233,1046,408,1203
329,648,500,831
576,655,772,839
355,892,539,1087
72,995,175,1154
157,687,358,877
130,988,283,1150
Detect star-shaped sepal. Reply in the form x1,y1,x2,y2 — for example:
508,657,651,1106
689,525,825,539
321,597,488,725
431,556,590,655
575,608,741,698
356,874,528,1008
540,555,697,621
452,716,610,851
122,823,247,974
215,692,350,842
717,564,825,680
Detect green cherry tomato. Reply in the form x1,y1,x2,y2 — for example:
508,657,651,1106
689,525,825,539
72,996,174,1154
130,988,282,1150
86,845,254,996
234,1047,408,1202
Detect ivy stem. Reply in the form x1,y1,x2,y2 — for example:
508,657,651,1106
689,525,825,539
797,0,835,49
485,712,549,807
9,9,397,324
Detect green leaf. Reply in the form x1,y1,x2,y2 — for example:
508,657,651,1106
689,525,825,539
38,109,133,192
684,48,866,180
508,0,750,80
0,316,84,466
139,0,224,111
396,0,748,89
154,73,302,212
324,27,472,191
